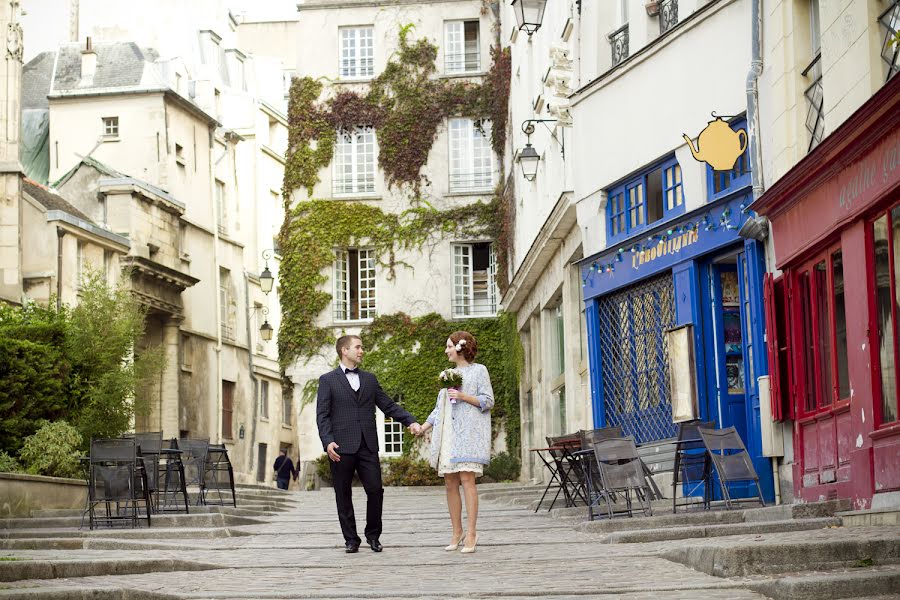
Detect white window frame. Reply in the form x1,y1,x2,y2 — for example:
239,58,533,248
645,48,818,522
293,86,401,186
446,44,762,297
282,389,292,427
76,241,86,289
377,411,404,457
449,118,494,192
334,248,377,322
333,126,376,196
259,379,269,419
216,180,227,234
102,116,119,137
445,20,480,74
452,242,497,318
339,26,374,79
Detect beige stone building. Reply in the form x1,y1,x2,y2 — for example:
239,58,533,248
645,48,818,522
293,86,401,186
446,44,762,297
19,1,294,485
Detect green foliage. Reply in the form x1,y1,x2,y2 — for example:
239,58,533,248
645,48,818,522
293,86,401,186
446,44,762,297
0,451,21,473
382,455,443,486
360,311,521,455
483,452,521,482
0,269,165,455
18,420,83,479
283,28,512,197
315,453,332,485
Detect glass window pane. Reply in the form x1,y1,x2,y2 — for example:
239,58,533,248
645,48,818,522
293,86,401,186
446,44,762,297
874,215,898,423
814,261,833,406
832,250,850,400
798,271,817,413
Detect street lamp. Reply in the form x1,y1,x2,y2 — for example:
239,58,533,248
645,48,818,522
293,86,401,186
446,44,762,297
512,0,548,36
259,249,275,294
517,143,541,182
257,306,273,341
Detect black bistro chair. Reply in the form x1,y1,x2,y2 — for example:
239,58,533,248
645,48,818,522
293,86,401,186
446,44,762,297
671,420,715,513
203,443,237,507
87,438,152,529
589,436,653,521
698,426,766,510
175,438,210,505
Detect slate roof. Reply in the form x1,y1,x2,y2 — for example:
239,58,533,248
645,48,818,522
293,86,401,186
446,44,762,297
51,41,162,93
23,179,94,223
23,51,54,109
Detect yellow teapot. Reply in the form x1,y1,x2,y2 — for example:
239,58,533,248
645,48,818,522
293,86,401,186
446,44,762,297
683,115,747,171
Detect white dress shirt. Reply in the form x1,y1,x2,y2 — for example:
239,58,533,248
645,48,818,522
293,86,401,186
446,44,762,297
341,364,360,392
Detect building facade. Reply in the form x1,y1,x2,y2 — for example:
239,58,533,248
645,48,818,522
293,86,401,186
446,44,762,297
753,0,900,509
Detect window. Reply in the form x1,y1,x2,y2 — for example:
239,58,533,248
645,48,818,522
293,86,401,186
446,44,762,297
879,1,900,81
793,247,851,416
178,222,189,259
256,443,267,482
449,118,493,192
383,417,403,456
76,241,85,289
259,379,269,419
809,0,821,53
340,26,374,79
220,267,234,340
551,303,565,377
200,30,225,80
216,180,227,234
872,207,900,424
764,273,792,421
707,120,751,199
282,388,292,426
334,248,376,321
333,126,375,195
102,117,119,137
222,380,234,439
609,0,629,67
175,143,186,167
452,242,497,317
181,334,193,370
554,386,566,434
445,20,480,74
803,2,824,151
607,157,683,241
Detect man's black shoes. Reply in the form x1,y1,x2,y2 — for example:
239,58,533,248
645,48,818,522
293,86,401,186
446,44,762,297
345,542,359,553
367,539,383,552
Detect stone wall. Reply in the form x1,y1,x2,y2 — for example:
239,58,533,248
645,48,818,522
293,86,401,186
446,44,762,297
0,472,87,518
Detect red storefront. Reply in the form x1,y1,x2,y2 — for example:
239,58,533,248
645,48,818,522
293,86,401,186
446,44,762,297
754,73,900,510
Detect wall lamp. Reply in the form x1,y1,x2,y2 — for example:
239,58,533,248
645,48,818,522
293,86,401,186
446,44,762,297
512,0,548,37
259,249,275,294
258,306,274,341
517,119,564,182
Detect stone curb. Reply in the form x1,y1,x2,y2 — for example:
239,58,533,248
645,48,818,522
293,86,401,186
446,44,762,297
0,558,217,582
602,517,841,543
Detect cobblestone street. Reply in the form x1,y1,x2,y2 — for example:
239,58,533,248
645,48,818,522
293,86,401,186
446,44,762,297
2,484,899,599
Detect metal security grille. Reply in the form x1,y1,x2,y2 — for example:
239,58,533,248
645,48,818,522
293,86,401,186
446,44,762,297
597,273,677,444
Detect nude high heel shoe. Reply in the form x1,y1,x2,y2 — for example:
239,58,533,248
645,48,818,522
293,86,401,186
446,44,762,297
444,536,464,551
460,534,478,553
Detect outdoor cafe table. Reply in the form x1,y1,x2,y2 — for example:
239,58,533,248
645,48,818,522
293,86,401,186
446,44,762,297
530,440,586,512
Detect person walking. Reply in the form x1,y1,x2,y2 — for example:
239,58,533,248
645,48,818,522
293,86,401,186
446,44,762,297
417,330,493,554
272,449,296,490
316,334,421,553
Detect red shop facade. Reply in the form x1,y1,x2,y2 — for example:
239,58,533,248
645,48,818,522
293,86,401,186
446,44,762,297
754,73,900,510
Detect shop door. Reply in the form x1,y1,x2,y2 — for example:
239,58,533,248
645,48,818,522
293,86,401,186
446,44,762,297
792,248,853,498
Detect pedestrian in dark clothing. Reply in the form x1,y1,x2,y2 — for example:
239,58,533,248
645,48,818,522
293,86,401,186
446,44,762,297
273,449,296,490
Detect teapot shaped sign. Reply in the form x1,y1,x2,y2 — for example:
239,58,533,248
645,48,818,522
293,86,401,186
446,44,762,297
683,114,747,171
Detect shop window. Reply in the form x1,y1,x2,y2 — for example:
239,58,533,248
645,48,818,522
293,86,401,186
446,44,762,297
607,156,683,242
872,208,900,424
706,119,751,200
791,246,851,417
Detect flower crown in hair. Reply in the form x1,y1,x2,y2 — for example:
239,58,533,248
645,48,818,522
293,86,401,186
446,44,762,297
454,339,467,352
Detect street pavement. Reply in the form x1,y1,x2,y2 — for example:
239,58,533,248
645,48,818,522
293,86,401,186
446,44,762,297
1,483,899,599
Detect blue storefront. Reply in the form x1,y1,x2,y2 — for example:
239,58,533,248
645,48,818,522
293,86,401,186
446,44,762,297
579,147,775,503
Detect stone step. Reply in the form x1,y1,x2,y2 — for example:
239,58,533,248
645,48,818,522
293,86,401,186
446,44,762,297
748,566,900,600
0,526,250,542
0,588,180,599
836,507,900,527
602,517,841,543
0,512,264,530
575,508,746,533
0,557,216,583
663,533,900,577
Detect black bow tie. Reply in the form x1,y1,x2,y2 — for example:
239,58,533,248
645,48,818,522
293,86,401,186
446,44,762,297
345,367,359,374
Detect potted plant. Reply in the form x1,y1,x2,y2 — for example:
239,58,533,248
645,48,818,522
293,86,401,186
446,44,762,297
645,0,660,16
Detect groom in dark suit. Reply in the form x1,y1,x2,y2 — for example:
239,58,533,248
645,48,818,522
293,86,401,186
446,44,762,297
316,334,421,553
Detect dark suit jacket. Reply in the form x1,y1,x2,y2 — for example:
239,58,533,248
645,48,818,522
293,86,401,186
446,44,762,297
316,367,416,455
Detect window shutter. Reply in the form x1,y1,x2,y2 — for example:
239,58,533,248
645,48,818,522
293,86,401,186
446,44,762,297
782,275,795,421
764,273,784,421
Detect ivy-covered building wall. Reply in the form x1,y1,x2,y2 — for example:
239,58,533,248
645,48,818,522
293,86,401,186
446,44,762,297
282,1,519,472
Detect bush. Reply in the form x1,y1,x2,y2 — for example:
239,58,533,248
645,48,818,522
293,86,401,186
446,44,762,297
18,420,83,479
483,452,520,483
0,451,21,473
315,453,332,485
382,456,443,486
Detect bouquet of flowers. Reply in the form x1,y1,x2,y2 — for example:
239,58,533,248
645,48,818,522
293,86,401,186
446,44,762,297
438,368,463,403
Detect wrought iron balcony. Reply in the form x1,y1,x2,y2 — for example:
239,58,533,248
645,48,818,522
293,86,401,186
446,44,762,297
445,52,481,74
880,0,900,82
659,0,679,35
451,298,497,319
802,52,824,152
608,24,629,68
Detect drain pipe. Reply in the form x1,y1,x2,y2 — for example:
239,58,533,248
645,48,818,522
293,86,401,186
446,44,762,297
211,127,224,444
243,271,259,473
746,0,781,505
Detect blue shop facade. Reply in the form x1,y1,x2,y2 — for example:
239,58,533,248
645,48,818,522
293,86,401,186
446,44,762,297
579,144,775,502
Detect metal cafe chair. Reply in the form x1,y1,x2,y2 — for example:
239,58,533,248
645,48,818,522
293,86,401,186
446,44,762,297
123,431,163,512
87,438,152,529
157,437,190,513
589,436,653,521
698,426,766,510
175,438,210,506
577,427,624,510
546,434,586,508
671,420,715,513
203,443,237,507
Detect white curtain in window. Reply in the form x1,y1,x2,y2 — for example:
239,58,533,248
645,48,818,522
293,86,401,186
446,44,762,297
449,118,493,192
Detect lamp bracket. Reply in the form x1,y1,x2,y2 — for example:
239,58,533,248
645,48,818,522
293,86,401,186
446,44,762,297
521,119,565,159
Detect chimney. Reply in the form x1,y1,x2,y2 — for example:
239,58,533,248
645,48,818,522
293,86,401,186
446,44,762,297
81,37,96,81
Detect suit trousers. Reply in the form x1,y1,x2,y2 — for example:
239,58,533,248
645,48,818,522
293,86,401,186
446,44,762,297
329,436,384,544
